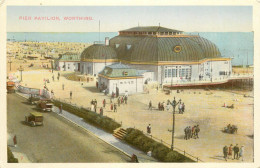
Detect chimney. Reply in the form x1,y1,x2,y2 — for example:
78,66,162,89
105,37,109,46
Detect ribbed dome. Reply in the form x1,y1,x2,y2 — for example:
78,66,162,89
109,35,221,63
81,44,117,61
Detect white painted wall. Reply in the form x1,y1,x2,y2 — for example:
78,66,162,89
58,61,80,72
98,77,144,94
81,62,114,76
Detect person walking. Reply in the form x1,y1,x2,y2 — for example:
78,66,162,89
62,83,64,90
59,104,63,114
57,75,59,81
110,103,113,111
191,125,196,138
187,126,191,139
233,144,240,160
103,99,106,108
118,97,121,107
239,145,244,161
52,75,54,81
184,126,188,140
195,125,200,139
147,124,151,134
178,103,182,114
223,145,228,161
13,135,17,147
124,96,128,104
182,103,185,113
114,103,117,112
94,104,97,113
149,101,152,110
70,91,72,99
100,107,103,116
158,102,161,111
228,144,233,159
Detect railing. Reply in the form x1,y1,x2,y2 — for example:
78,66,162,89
136,129,203,162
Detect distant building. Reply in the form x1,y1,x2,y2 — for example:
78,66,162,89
57,52,81,72
98,63,153,94
81,26,232,85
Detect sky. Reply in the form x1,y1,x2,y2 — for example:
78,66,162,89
7,6,252,32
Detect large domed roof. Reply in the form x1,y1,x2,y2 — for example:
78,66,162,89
81,44,117,61
109,35,221,63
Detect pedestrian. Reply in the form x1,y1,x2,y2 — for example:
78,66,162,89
147,124,151,134
124,96,128,104
59,104,63,114
239,145,244,161
191,125,196,138
233,144,240,160
114,103,117,112
91,104,94,111
162,102,165,111
96,81,98,88
182,103,185,113
178,103,182,113
118,97,121,107
166,101,170,111
13,135,17,147
57,75,59,81
62,83,64,90
149,101,152,110
188,126,192,139
52,75,54,81
158,102,161,111
110,103,113,111
94,104,97,113
228,144,233,159
184,126,188,140
100,107,103,116
121,96,124,104
195,125,200,139
223,145,228,161
70,91,72,99
103,99,106,108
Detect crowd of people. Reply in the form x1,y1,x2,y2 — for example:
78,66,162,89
148,98,185,113
223,144,244,161
184,125,200,140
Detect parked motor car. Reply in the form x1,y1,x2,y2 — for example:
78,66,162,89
7,81,16,93
37,99,53,112
25,112,43,126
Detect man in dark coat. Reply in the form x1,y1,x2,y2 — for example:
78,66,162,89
233,144,240,159
223,145,228,161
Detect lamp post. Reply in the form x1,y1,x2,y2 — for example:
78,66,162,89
170,98,180,150
18,66,24,82
8,59,12,71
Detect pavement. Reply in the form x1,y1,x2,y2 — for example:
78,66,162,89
15,92,157,163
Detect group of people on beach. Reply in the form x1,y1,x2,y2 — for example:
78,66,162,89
223,144,244,161
148,99,185,113
184,125,200,140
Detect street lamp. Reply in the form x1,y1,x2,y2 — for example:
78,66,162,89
18,66,24,82
8,58,12,71
170,98,181,150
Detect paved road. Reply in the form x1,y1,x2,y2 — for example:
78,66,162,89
7,93,130,163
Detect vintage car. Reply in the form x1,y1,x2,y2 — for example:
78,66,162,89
25,112,43,126
7,81,16,93
28,94,40,104
223,124,238,134
37,99,53,112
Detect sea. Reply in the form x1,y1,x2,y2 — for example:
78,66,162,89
7,32,254,66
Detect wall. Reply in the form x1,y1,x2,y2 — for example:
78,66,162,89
58,61,80,72
99,76,144,94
